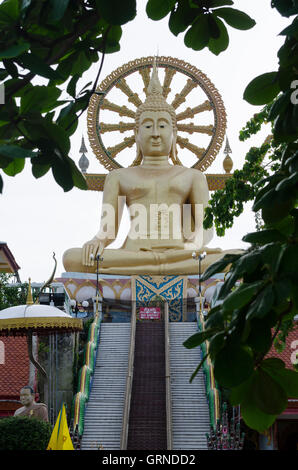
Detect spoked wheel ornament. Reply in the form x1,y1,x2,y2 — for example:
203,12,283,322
87,56,227,172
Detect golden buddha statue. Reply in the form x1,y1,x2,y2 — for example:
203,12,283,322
63,63,234,275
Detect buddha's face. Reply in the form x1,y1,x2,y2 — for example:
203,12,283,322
136,110,175,157
20,388,34,407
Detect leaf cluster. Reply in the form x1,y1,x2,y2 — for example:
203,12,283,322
0,272,30,309
146,0,255,55
0,416,52,450
186,2,298,433
0,0,137,193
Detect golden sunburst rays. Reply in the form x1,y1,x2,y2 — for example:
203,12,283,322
87,56,226,171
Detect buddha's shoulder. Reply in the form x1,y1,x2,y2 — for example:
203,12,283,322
106,168,132,180
177,166,205,179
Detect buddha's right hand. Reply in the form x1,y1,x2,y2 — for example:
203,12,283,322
82,238,105,266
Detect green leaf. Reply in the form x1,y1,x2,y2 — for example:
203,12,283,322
184,14,210,51
214,344,254,388
0,144,36,159
168,0,198,36
208,331,226,359
253,369,288,415
253,187,296,225
47,0,70,23
205,305,225,330
2,157,25,176
274,278,292,306
229,374,254,406
244,72,280,106
240,400,277,433
268,92,290,121
272,0,298,17
211,1,234,6
183,328,218,349
276,172,298,192
0,0,19,26
214,7,256,30
279,244,298,281
97,25,122,54
242,229,287,245
218,251,262,299
222,281,264,313
279,17,298,38
67,74,80,98
68,157,87,190
207,13,221,38
70,51,91,76
208,16,229,55
20,85,61,114
32,162,51,179
51,158,73,192
246,320,272,353
3,59,18,78
189,354,209,383
20,53,61,80
201,253,241,281
246,284,275,320
0,42,30,60
262,363,298,398
261,358,285,370
146,0,176,20
96,0,136,25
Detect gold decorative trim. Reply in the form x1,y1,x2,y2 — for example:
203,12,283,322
0,317,83,332
87,56,226,172
84,172,232,192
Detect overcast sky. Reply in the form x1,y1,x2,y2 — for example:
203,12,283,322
0,1,289,283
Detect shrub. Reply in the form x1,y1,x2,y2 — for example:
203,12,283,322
0,416,52,450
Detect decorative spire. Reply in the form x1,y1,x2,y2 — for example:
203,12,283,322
26,278,34,305
147,56,163,96
78,135,89,174
224,136,232,155
223,135,233,174
79,135,88,153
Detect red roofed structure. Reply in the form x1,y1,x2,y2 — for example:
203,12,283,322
0,336,34,416
0,243,30,416
0,242,20,280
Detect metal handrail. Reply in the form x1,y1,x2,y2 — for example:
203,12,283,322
120,302,136,450
164,302,173,450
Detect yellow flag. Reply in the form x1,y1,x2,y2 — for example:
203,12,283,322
47,404,74,450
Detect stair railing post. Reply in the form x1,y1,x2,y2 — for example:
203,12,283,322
120,301,136,450
164,302,173,450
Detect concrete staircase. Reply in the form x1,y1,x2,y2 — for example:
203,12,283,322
127,322,167,450
80,323,131,450
169,322,210,450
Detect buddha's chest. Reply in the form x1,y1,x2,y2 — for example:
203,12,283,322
120,170,191,203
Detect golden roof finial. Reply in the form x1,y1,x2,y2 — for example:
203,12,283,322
26,278,34,305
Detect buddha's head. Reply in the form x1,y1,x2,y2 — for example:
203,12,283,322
134,61,178,164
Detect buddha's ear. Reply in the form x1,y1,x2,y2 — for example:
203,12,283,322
133,128,143,165
173,128,177,144
169,129,178,164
